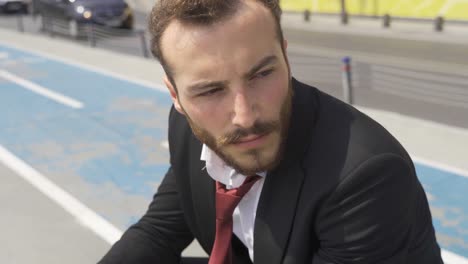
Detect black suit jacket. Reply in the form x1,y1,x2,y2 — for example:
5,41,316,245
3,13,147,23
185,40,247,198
100,79,443,263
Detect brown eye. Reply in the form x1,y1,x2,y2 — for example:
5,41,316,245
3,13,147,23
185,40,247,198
255,69,274,79
199,87,222,97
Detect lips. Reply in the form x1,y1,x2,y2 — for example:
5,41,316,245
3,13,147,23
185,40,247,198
237,134,264,143
233,133,269,148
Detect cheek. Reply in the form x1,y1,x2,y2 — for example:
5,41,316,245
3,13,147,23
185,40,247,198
259,75,289,114
183,100,229,137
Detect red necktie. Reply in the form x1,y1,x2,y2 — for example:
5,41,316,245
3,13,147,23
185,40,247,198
208,175,261,264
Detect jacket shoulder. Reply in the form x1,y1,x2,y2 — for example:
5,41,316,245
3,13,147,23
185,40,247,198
306,88,412,175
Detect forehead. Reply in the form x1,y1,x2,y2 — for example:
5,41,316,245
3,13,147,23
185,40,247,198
160,0,281,82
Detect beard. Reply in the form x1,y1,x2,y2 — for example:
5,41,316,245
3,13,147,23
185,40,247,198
185,80,293,175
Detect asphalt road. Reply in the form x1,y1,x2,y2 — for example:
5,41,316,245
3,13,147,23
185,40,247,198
1,12,467,128
284,28,468,66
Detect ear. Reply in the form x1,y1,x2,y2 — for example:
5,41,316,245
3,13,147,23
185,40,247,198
164,75,185,115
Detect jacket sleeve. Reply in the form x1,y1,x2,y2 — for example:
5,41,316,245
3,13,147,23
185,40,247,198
98,167,194,264
311,153,423,264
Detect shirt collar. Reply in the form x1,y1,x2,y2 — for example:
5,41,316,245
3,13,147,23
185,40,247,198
201,144,266,189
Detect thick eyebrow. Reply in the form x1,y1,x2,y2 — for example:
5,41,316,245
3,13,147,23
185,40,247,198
186,55,277,94
244,55,278,79
187,80,228,94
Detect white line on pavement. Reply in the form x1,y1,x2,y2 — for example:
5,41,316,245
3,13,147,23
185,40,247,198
0,144,123,245
0,70,84,109
442,249,468,264
413,156,468,179
160,140,169,149
0,41,168,93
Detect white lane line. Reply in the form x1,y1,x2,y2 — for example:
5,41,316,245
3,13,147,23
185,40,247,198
413,156,468,179
0,145,123,244
160,140,169,149
0,41,168,93
442,249,468,264
0,70,84,109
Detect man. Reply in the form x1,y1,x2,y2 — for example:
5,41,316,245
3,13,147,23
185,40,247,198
99,0,443,263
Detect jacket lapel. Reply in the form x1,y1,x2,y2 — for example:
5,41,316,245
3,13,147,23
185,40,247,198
189,138,216,252
254,79,318,263
254,160,305,264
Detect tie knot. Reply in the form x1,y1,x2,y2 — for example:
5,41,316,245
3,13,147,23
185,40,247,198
215,175,261,219
216,175,261,196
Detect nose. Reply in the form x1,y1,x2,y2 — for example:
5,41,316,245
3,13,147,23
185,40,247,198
231,89,256,129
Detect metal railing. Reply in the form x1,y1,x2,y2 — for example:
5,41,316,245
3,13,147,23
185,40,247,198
4,14,150,58
298,11,468,32
287,51,468,110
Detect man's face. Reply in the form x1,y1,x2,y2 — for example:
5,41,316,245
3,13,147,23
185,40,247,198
161,0,292,175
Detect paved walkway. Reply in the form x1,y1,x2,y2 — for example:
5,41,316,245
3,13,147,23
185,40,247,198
0,163,108,264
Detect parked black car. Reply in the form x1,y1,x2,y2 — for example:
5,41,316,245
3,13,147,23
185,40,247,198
0,0,30,13
33,0,133,29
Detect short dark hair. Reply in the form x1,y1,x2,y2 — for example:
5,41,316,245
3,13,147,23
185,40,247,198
148,0,283,86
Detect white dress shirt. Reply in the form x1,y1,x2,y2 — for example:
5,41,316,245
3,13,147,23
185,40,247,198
200,144,266,262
